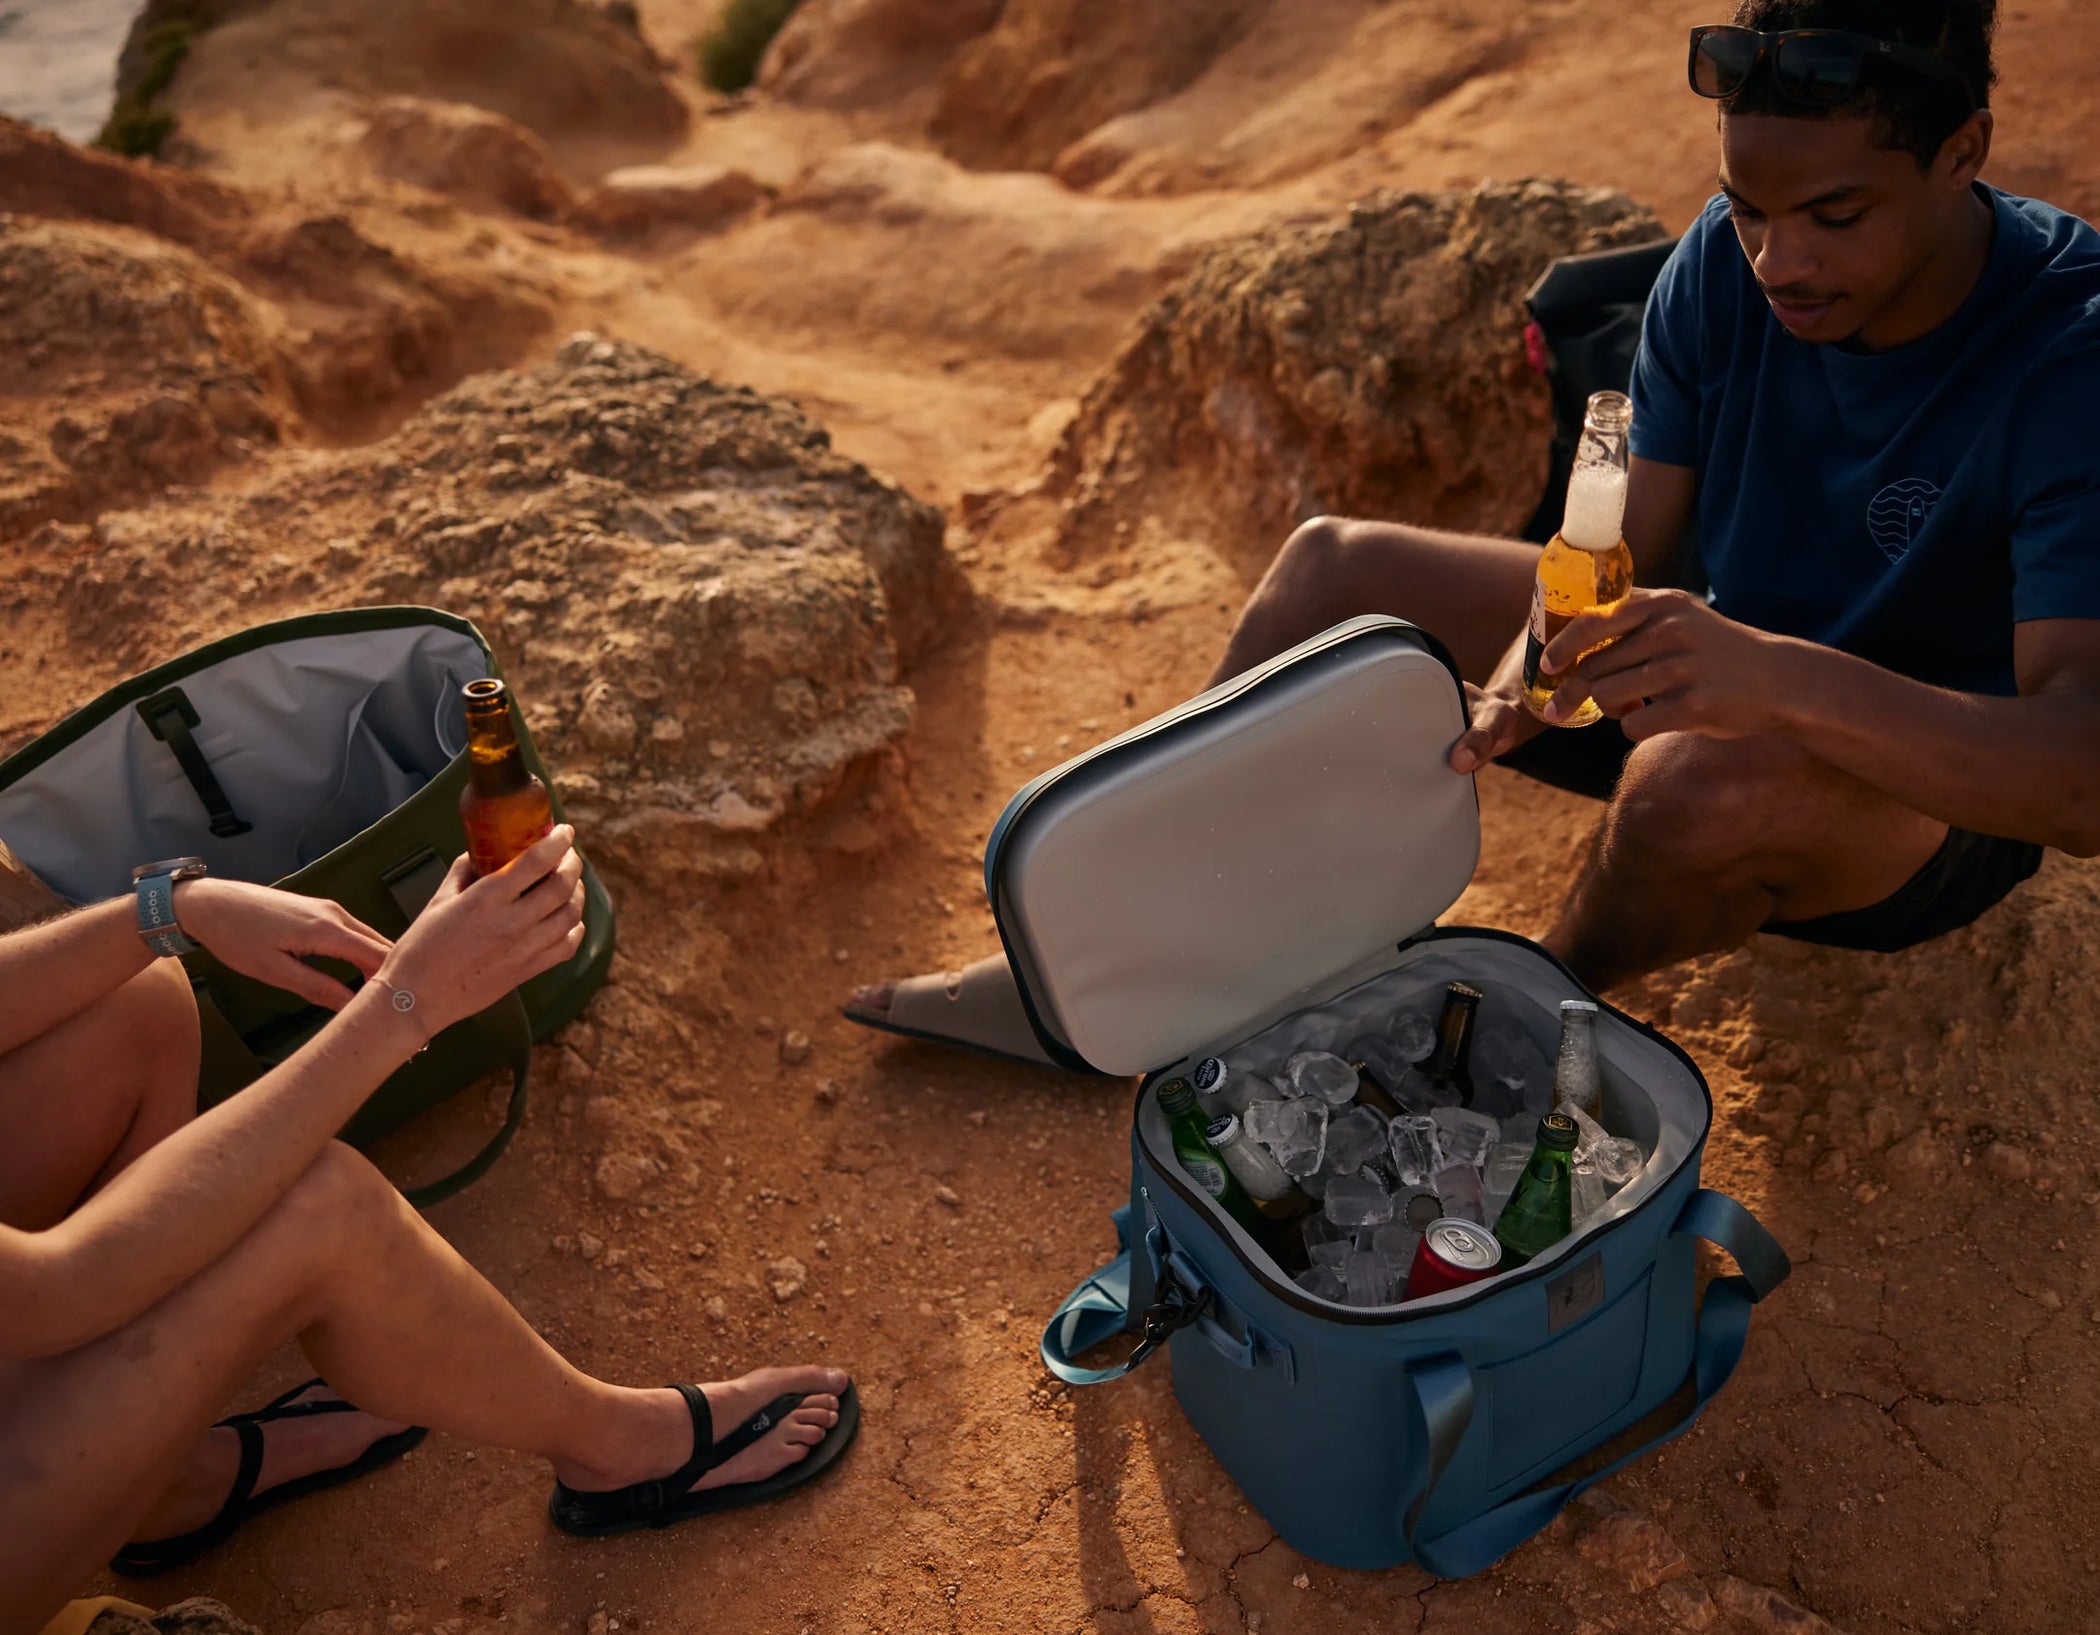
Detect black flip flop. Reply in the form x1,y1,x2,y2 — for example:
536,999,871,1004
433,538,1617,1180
111,1379,426,1578
549,1381,860,1537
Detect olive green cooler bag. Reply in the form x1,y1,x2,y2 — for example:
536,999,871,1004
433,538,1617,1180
0,608,616,1204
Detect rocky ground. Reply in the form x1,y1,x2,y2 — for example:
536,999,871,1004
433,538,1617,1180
7,2,2100,1633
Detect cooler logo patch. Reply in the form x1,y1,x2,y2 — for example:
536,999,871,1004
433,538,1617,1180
1866,479,1942,563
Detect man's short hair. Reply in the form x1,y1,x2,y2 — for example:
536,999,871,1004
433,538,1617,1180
1724,0,1997,165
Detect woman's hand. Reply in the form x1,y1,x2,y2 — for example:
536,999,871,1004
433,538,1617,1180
373,827,586,1035
171,878,393,1009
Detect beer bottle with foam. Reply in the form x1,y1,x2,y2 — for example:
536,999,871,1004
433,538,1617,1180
1522,390,1634,727
459,678,553,877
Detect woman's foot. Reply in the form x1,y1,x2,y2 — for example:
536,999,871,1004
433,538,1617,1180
842,953,1061,1069
554,1366,849,1496
129,1385,413,1543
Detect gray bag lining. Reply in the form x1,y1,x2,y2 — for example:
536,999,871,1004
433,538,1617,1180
0,627,486,902
1142,932,1706,1311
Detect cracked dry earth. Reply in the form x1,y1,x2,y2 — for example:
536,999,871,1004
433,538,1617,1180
20,0,2100,1631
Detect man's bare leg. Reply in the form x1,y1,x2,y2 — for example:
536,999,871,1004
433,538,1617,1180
0,1141,846,1631
846,517,1539,1053
1544,731,1950,991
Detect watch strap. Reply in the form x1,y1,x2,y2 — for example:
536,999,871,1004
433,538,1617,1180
136,870,199,957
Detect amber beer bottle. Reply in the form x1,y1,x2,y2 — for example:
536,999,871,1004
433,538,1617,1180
1522,390,1635,728
459,678,553,876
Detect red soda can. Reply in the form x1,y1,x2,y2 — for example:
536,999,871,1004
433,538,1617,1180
1403,1218,1503,1300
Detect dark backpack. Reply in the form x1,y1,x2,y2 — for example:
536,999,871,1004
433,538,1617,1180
1520,237,1704,592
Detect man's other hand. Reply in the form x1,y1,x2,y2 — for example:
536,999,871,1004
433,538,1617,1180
1450,682,1545,774
171,879,393,1009
1539,588,1788,741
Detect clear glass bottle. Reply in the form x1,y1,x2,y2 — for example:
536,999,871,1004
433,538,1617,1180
1553,999,1602,1121
1522,391,1635,728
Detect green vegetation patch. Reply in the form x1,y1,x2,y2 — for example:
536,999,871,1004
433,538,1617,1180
95,19,195,158
698,0,802,94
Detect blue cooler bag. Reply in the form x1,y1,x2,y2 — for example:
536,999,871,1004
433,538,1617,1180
994,616,1790,1578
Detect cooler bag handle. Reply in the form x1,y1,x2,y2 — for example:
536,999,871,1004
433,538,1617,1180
1401,1188,1790,1579
190,982,532,1210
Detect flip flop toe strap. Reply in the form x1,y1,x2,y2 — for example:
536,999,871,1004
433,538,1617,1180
699,1393,805,1476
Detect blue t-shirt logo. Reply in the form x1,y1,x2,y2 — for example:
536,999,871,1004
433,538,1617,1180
1866,479,1943,564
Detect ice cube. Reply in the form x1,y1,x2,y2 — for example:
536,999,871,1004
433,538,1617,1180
1286,1051,1361,1107
1432,1159,1488,1225
1571,1159,1608,1226
1370,1221,1421,1291
1299,1210,1350,1259
1309,1239,1352,1271
1430,1106,1499,1171
1323,1106,1388,1175
1388,1008,1438,1064
1595,1135,1645,1188
1482,1141,1533,1219
1246,1098,1328,1178
1323,1170,1394,1229
1557,1099,1609,1159
1342,1249,1392,1308
1470,1027,1552,1122
1294,1265,1346,1302
1388,1113,1444,1187
1344,1034,1418,1104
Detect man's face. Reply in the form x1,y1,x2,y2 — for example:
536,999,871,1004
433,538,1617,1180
1717,111,1950,346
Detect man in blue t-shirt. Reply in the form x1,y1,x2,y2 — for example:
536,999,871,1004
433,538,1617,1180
842,0,2100,1056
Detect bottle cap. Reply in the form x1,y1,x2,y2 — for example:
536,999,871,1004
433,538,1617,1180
1447,983,1482,1003
1206,1114,1240,1146
1537,1112,1579,1151
1559,999,1599,1016
1192,1056,1229,1094
1157,1077,1195,1114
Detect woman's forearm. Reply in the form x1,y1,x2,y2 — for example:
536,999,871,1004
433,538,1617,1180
8,984,426,1356
0,898,160,1057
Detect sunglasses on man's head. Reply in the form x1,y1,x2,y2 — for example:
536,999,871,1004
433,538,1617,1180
1689,25,1977,111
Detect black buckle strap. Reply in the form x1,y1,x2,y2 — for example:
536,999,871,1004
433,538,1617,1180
139,686,252,838
1121,1279,1213,1375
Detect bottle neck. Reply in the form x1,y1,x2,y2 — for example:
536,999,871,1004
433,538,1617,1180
466,707,532,797
1431,998,1475,1077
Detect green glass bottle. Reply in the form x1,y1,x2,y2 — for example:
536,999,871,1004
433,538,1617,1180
1158,1077,1265,1235
1493,1112,1579,1268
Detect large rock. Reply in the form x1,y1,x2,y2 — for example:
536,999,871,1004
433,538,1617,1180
17,336,969,881
572,164,769,240
928,0,1264,174
1037,179,1665,571
354,97,575,221
0,118,550,539
760,0,1004,112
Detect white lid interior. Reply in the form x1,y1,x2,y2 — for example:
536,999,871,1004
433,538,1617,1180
991,619,1480,1076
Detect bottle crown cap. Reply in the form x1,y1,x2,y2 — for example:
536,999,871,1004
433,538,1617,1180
1206,1114,1240,1145
1560,999,1599,1017
1157,1077,1195,1114
1537,1112,1579,1151
1192,1056,1228,1093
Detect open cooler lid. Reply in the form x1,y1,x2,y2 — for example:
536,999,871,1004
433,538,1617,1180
985,617,1480,1077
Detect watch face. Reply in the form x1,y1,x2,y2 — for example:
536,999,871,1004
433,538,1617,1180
132,856,209,883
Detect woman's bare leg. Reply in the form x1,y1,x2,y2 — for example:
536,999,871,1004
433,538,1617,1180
0,960,416,1546
0,1141,845,1632
0,961,200,1230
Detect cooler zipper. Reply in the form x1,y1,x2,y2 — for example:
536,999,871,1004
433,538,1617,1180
1132,926,1715,1326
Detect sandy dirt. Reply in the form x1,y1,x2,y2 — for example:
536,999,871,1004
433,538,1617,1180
11,1,2100,1632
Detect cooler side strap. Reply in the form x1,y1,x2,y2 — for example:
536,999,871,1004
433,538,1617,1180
398,992,532,1209
1039,1251,1139,1384
1402,1187,1791,1579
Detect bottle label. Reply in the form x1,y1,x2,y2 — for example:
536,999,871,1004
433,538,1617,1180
1183,1154,1231,1199
1521,577,1564,693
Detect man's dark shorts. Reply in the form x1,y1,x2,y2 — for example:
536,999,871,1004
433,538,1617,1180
1500,721,2043,954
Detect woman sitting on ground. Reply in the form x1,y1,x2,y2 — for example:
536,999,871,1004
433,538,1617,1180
0,829,856,1632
